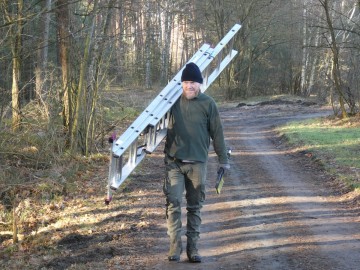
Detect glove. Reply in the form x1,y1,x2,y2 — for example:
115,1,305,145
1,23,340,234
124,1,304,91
215,163,230,194
219,163,230,170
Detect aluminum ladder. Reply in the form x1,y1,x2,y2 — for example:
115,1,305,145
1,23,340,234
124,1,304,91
105,23,242,204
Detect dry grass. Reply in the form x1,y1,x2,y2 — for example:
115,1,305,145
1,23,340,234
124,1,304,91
0,86,155,257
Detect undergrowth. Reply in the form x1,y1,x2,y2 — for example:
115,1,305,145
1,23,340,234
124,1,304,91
0,89,142,253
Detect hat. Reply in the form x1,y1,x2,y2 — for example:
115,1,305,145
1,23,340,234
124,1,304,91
181,62,203,84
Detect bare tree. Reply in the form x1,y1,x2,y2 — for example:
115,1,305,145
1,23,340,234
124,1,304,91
84,0,116,155
55,0,72,144
300,0,309,96
70,0,99,153
145,0,152,89
319,0,350,118
35,0,52,101
159,0,174,84
4,0,24,131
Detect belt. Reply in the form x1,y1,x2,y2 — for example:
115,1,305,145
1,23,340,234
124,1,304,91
167,155,196,163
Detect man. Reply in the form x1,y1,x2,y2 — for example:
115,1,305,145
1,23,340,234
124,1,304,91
163,62,230,263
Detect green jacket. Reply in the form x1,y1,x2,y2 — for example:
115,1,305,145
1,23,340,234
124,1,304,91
164,93,229,164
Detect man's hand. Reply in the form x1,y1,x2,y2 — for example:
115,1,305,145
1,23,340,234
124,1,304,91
218,148,231,171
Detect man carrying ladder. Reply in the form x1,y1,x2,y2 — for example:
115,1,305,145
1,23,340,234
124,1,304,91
106,23,241,263
163,63,230,262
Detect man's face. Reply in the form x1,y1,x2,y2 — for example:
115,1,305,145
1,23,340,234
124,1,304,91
182,81,201,100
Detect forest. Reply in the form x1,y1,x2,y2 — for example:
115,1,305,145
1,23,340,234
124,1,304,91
1,0,359,155
0,0,360,248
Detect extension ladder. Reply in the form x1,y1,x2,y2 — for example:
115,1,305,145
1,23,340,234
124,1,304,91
105,23,242,204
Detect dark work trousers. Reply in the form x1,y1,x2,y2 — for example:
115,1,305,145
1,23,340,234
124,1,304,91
163,156,207,244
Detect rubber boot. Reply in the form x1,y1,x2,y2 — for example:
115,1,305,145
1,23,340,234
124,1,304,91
168,237,182,262
186,237,201,263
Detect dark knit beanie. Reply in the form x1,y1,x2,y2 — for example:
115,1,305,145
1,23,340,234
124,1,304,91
181,62,203,84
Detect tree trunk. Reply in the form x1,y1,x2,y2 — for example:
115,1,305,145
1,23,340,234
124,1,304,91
307,28,320,96
145,1,152,89
42,0,51,73
300,2,308,96
35,0,52,101
11,45,21,132
8,0,24,131
320,0,348,118
55,0,71,143
115,5,124,84
160,1,172,84
85,0,115,156
71,8,97,153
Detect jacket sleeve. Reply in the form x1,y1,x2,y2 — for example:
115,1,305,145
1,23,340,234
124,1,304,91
208,102,229,164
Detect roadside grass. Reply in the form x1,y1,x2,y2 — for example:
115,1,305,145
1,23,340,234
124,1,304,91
276,117,360,190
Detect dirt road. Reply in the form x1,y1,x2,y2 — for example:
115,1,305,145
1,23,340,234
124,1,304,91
7,101,358,270
150,102,360,270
